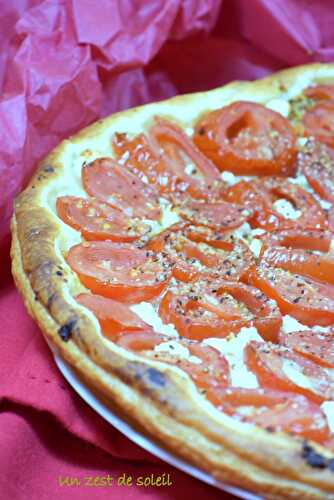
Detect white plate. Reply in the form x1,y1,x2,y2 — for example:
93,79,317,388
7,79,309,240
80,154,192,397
54,354,262,500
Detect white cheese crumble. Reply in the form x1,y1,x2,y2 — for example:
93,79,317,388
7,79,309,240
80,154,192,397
249,238,263,258
130,302,179,338
221,171,239,186
154,341,202,364
282,359,314,390
144,201,180,236
321,401,334,433
266,98,290,118
282,315,309,333
282,315,332,334
233,222,252,240
272,198,301,220
203,327,264,389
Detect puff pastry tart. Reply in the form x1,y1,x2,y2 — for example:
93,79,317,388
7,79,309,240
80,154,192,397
12,64,334,499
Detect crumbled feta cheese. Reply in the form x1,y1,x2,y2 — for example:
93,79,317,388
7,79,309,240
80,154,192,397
321,401,334,433
266,99,290,117
282,359,314,390
130,302,179,338
272,198,301,220
249,238,263,258
154,341,202,364
203,327,264,389
281,315,309,333
221,171,239,185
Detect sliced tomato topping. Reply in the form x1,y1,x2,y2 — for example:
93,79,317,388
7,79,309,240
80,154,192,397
76,293,152,339
279,329,334,369
298,139,334,203
303,101,334,148
245,341,334,404
82,157,161,220
116,331,165,351
183,224,237,250
146,226,254,283
149,117,222,200
67,241,171,303
178,198,252,230
56,196,150,242
259,228,332,252
249,264,334,326
159,281,281,342
117,334,229,390
260,246,334,286
224,177,327,231
193,101,297,176
304,84,334,101
208,387,329,444
112,132,176,193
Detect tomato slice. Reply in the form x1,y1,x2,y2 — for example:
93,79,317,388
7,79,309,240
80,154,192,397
149,117,222,200
117,334,229,390
279,329,334,369
259,228,332,252
82,157,161,220
303,101,334,148
225,177,327,231
159,281,281,341
112,132,176,193
76,293,152,339
193,101,297,176
249,264,334,326
298,139,334,203
116,331,165,351
304,84,334,101
260,246,334,286
183,224,237,250
67,241,171,303
208,387,330,444
56,196,150,242
245,341,334,404
146,226,254,283
178,198,252,230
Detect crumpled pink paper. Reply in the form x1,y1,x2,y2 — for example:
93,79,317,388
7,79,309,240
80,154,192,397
1,0,334,248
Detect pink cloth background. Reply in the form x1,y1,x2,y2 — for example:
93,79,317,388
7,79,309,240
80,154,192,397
1,1,334,498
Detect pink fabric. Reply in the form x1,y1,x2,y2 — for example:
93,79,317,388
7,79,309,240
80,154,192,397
2,1,334,498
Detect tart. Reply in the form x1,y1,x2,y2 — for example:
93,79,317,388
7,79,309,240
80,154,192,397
11,63,334,499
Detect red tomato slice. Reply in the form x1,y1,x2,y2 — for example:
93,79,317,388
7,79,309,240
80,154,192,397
249,264,334,326
279,329,334,369
149,118,222,200
76,293,152,339
116,331,165,351
298,139,334,203
245,341,334,404
82,157,161,220
146,226,254,283
305,84,334,101
67,241,171,303
260,246,334,286
159,281,281,341
183,224,237,250
208,387,330,444
303,101,334,148
56,196,150,242
116,334,229,390
259,228,332,252
178,198,252,230
193,101,297,176
112,132,176,193
224,177,327,231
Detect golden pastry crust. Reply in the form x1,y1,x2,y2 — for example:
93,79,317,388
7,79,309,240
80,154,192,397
11,63,334,499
